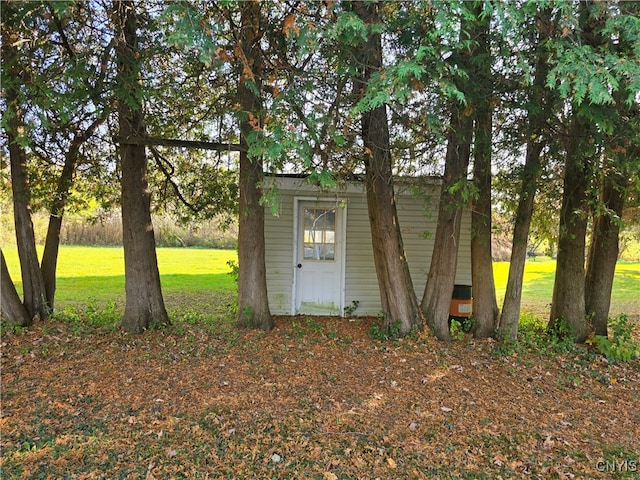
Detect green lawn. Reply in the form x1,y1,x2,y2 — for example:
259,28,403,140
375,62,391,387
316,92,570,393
493,257,640,319
3,247,638,320
2,246,237,314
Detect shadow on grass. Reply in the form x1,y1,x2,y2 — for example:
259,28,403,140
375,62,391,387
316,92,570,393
613,268,640,289
52,273,237,315
521,271,555,301
521,268,640,320
47,274,238,337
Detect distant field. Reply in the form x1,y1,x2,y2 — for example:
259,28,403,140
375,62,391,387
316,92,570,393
2,247,638,320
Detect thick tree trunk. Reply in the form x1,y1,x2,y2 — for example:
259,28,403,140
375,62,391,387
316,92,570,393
236,0,273,331
354,0,422,335
1,248,31,327
549,2,606,343
114,0,169,333
498,8,552,341
585,0,638,337
548,115,592,343
363,115,423,334
469,7,498,339
585,173,626,336
421,107,473,342
237,154,272,330
471,105,498,338
2,20,50,322
8,127,50,322
421,6,478,341
498,143,543,340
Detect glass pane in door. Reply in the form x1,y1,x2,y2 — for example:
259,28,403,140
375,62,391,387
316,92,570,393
302,207,336,261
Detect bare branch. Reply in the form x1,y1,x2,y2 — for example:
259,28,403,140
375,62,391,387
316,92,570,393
116,135,245,152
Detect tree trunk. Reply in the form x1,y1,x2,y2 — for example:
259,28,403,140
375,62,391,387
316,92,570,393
421,107,473,342
41,137,79,310
363,117,423,334
585,0,638,338
353,0,422,335
498,7,552,341
2,18,50,322
585,171,627,336
41,179,69,312
548,2,606,343
498,142,544,341
548,114,592,342
7,119,50,322
1,248,31,327
236,0,273,331
421,7,477,342
469,5,498,339
41,118,103,311
114,0,169,333
471,106,498,338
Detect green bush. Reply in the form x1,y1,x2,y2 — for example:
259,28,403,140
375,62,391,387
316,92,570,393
226,259,239,283
367,319,402,341
343,300,360,316
592,314,640,363
494,313,577,357
55,303,121,334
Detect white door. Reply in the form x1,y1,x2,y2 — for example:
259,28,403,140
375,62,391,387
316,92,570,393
294,201,344,315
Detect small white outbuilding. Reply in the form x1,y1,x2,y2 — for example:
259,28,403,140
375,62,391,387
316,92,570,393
263,175,472,317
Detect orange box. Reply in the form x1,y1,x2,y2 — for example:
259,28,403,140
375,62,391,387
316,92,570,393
449,298,472,317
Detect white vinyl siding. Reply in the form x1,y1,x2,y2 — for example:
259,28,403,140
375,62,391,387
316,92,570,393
264,191,295,314
397,188,473,300
264,176,473,316
342,188,380,315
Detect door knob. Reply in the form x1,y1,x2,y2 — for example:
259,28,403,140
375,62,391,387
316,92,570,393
297,263,302,268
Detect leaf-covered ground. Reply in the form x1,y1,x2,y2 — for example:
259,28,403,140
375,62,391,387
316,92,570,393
2,314,639,479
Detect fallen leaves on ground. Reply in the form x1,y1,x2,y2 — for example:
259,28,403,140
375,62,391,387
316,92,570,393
1,315,639,479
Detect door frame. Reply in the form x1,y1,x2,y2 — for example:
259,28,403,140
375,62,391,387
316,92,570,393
291,196,347,315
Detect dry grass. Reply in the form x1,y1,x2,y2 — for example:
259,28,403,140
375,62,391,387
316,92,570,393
2,313,639,479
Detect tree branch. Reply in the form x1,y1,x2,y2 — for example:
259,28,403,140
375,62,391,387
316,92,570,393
149,146,200,213
115,135,245,151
